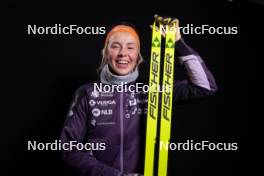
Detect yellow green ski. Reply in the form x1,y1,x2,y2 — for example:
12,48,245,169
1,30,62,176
144,16,177,176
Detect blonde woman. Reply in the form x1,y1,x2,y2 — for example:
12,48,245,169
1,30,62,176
61,16,217,176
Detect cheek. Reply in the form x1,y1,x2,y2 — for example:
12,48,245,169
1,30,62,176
130,52,139,62
107,49,118,62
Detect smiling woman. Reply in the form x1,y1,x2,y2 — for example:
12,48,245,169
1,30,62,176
60,16,217,176
99,24,144,76
107,32,138,75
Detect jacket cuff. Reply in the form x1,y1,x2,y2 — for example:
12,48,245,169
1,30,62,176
175,38,193,57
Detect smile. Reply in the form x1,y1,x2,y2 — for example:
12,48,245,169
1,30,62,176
116,60,129,64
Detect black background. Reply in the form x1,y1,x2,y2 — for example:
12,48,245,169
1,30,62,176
1,0,261,175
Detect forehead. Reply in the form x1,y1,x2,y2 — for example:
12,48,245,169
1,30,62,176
109,32,137,44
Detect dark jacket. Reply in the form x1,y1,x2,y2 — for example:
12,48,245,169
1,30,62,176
60,39,217,176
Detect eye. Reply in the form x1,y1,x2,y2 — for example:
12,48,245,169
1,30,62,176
128,47,135,50
111,44,120,49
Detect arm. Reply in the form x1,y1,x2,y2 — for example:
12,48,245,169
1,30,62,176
60,86,122,176
152,15,217,102
173,38,218,103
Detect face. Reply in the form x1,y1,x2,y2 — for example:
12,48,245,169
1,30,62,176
106,32,139,76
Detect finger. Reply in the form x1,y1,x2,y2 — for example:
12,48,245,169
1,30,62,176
170,18,179,26
154,14,163,23
170,18,178,24
155,15,169,25
149,25,152,29
149,25,160,32
163,17,172,25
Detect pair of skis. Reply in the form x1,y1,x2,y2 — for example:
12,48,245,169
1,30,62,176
144,16,177,176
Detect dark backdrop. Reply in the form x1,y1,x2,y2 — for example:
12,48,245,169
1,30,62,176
2,0,261,175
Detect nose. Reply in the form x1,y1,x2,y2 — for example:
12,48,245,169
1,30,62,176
118,47,128,57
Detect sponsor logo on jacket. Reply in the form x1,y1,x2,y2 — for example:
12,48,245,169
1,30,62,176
92,108,113,117
89,100,116,107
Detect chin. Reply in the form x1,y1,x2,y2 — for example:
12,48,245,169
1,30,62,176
116,71,129,76
114,67,132,76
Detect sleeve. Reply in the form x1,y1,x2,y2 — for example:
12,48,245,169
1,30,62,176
173,38,218,103
60,86,122,176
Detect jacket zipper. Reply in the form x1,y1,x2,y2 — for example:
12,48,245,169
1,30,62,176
120,92,124,173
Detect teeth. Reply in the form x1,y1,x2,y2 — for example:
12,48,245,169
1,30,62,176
117,60,128,64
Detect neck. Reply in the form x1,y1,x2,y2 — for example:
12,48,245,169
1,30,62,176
100,64,139,85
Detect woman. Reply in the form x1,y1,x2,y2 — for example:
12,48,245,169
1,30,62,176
60,16,217,176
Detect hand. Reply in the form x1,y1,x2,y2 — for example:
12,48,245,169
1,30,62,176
150,14,181,42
